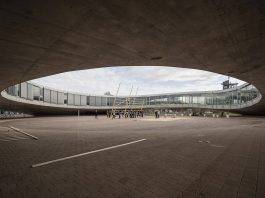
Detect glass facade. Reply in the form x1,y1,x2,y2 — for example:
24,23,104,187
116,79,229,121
4,82,261,110
6,84,20,97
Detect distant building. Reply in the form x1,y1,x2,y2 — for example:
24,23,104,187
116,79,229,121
221,80,238,90
104,91,113,96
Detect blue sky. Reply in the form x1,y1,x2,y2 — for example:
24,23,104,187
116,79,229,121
32,66,245,95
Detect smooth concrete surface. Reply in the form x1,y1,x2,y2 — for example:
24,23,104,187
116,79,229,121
0,116,265,197
0,0,265,115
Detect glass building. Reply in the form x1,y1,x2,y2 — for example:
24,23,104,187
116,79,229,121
4,81,261,111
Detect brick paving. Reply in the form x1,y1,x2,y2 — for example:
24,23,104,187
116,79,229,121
0,116,264,198
0,126,30,142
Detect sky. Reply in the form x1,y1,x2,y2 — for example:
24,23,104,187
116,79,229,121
32,66,245,96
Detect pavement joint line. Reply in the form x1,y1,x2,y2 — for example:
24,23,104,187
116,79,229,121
31,138,146,168
9,126,38,140
0,137,28,142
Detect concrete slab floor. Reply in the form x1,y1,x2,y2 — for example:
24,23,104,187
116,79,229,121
0,116,264,198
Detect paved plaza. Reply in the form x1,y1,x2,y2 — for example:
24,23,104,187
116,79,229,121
0,116,265,198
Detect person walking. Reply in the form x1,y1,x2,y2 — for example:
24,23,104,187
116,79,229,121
95,110,98,119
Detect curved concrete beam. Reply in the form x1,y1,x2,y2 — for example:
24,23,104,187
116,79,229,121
0,0,264,114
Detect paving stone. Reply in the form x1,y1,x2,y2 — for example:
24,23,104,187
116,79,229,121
0,116,264,197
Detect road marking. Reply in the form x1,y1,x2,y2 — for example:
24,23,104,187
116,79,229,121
9,126,38,140
210,144,225,148
32,138,146,168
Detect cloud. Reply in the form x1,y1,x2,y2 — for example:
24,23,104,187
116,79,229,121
32,66,246,95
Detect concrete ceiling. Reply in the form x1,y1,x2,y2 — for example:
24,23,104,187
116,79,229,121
0,0,264,115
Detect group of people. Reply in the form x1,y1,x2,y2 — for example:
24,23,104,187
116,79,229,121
107,110,144,119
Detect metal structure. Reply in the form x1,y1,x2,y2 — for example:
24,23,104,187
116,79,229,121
222,78,238,90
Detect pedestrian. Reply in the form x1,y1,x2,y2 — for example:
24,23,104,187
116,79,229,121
95,110,98,119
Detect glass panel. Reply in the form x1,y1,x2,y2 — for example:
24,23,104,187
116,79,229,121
67,93,74,105
57,92,64,104
74,95,81,106
101,97,107,106
64,93,67,104
107,97,114,106
90,96,96,106
81,95,86,106
43,88,51,103
51,90,58,104
95,96,101,106
33,86,42,101
27,83,33,100
86,96,90,105
20,82,27,99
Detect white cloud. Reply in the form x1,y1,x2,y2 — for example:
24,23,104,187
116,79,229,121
32,66,246,95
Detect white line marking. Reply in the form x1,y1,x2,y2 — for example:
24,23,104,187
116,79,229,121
9,126,38,140
210,144,225,148
32,138,146,168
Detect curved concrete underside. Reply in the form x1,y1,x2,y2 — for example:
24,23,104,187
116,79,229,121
0,0,265,115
